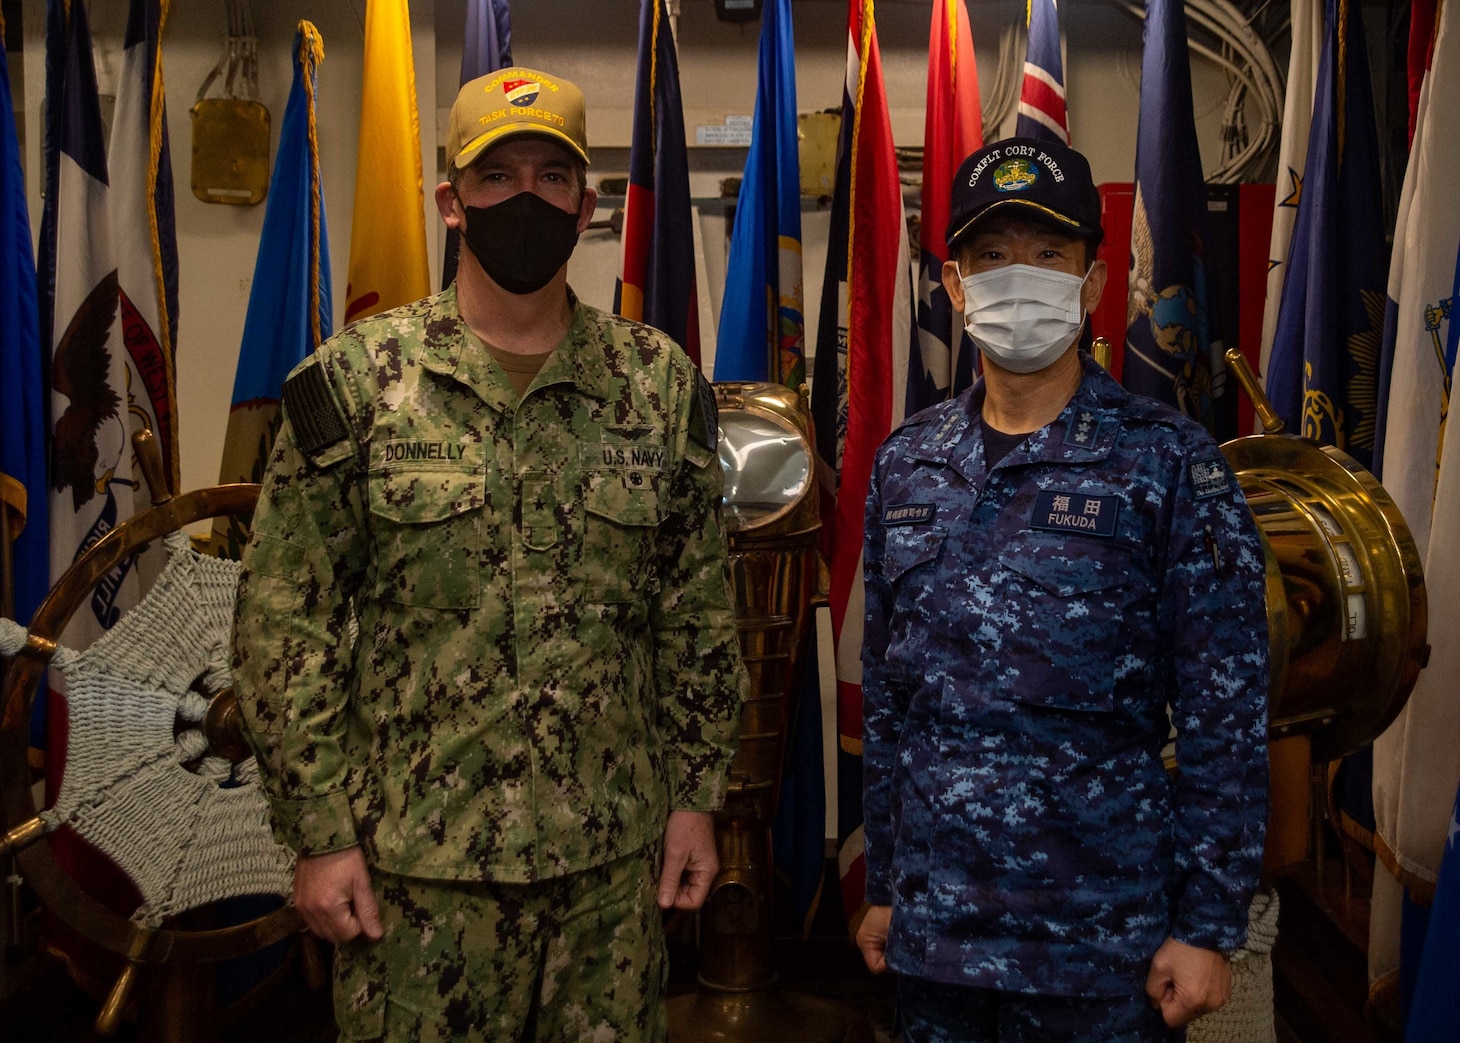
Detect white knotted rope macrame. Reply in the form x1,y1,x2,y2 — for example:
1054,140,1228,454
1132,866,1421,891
1187,886,1281,1043
0,531,294,927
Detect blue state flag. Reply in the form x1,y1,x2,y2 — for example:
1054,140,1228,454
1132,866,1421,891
212,22,332,558
711,0,818,932
1267,0,1387,471
441,0,512,289
1122,0,1227,434
0,37,48,632
714,0,803,386
1406,778,1460,1040
771,627,826,938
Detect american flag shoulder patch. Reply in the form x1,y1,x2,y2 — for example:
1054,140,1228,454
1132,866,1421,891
282,361,348,456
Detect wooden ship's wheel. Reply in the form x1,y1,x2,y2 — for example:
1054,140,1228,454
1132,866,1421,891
0,432,308,1039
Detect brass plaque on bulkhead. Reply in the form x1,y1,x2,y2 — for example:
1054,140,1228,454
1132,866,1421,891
191,99,271,205
798,111,840,198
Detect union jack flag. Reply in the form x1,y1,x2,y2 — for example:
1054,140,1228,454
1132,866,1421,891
1015,0,1069,143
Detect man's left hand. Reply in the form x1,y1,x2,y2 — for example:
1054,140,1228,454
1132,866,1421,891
657,810,718,910
1144,936,1232,1027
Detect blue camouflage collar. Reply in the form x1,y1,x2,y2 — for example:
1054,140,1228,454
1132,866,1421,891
1018,352,1125,464
915,350,1126,479
908,398,976,464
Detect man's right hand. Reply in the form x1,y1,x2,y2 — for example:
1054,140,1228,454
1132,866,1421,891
1145,936,1232,1027
293,847,383,944
856,904,893,974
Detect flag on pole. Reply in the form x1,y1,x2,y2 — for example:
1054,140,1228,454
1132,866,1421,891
441,0,512,290
1408,0,1440,148
1375,8,1450,499
39,0,142,644
0,29,48,638
1405,778,1460,1040
713,0,802,384
1369,0,1460,1011
1257,0,1321,402
38,0,150,764
344,0,430,324
706,0,821,930
110,0,180,496
1015,0,1069,143
1265,0,1387,471
771,627,828,938
1122,0,1227,434
1268,0,1391,912
1368,0,1453,1001
809,0,915,925
212,22,332,559
907,0,981,414
615,0,700,366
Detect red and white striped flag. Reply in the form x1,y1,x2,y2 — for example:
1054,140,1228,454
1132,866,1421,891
809,0,915,926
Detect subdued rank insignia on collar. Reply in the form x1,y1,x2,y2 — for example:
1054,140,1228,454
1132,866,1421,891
883,503,936,526
689,372,719,456
282,361,348,456
1065,409,1100,447
1190,457,1232,500
1030,490,1120,537
930,410,963,445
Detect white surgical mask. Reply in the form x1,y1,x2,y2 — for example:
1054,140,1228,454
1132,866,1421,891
959,263,1089,374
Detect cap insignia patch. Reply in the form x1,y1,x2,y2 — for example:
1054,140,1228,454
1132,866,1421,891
504,79,543,107
994,158,1038,193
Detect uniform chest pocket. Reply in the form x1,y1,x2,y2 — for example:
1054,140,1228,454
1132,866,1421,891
368,466,484,609
583,470,663,604
882,525,947,585
995,534,1140,713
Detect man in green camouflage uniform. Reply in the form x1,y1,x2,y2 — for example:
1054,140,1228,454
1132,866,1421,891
231,67,746,1042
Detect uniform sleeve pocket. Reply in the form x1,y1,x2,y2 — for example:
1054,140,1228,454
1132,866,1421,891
882,525,947,584
242,532,304,582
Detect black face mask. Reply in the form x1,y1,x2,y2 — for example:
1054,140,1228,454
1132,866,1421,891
460,191,581,295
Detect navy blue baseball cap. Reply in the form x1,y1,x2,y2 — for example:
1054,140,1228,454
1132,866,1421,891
945,137,1103,249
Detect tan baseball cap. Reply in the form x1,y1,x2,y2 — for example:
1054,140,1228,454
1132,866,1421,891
446,67,590,170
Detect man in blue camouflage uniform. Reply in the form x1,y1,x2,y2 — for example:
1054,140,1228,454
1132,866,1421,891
854,138,1269,1041
232,68,746,1041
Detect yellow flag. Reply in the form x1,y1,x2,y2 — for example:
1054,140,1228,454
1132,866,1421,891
345,0,430,323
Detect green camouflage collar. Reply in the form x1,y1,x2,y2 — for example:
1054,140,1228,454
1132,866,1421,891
420,285,616,408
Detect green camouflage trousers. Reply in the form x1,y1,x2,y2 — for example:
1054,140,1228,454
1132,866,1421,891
333,848,666,1042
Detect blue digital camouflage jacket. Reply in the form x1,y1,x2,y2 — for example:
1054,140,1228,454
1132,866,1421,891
862,352,1269,997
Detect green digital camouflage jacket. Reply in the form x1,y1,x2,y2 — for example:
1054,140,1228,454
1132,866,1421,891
231,286,746,883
